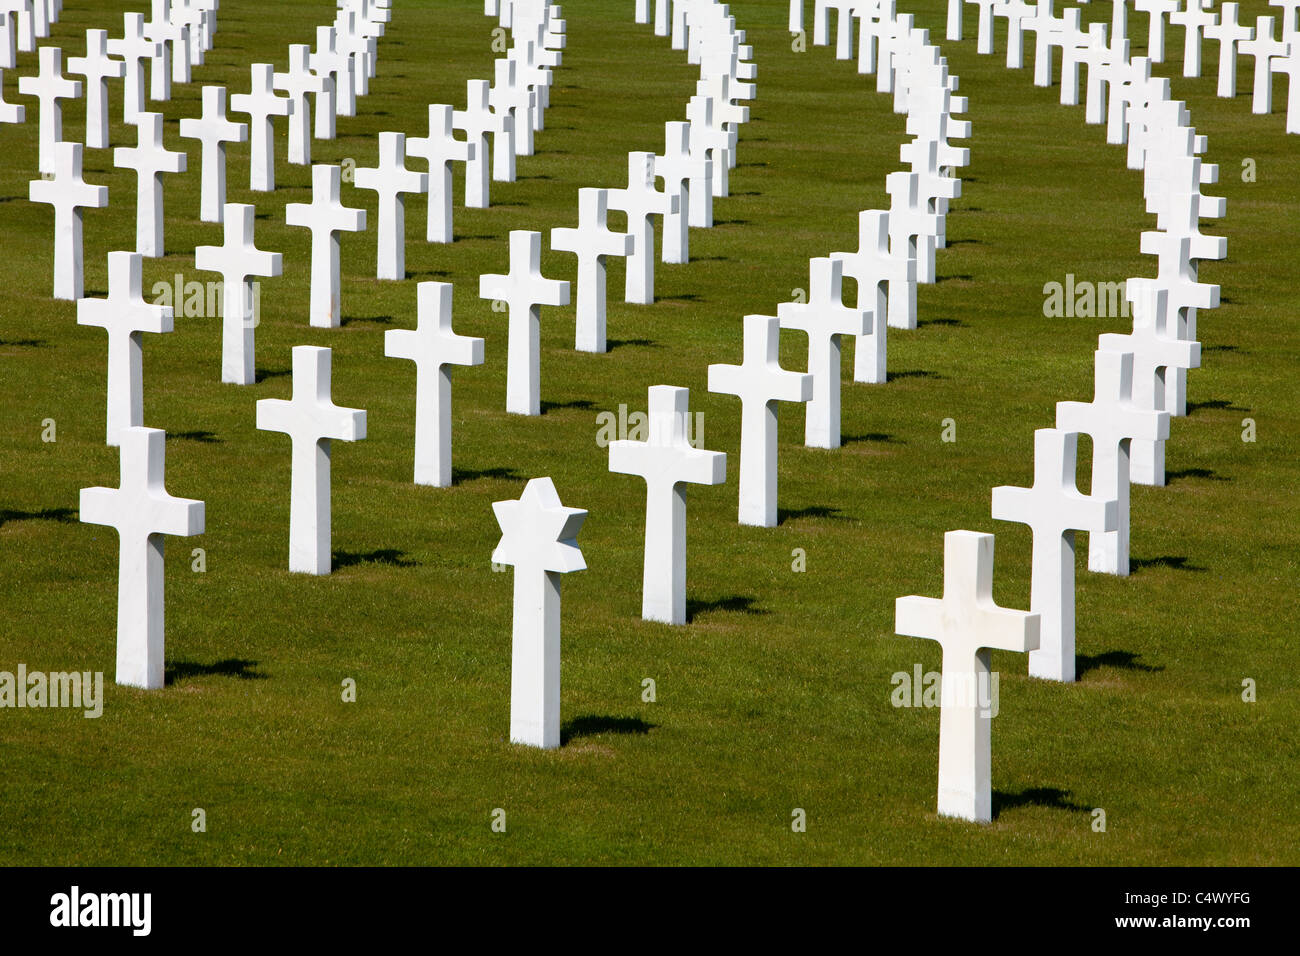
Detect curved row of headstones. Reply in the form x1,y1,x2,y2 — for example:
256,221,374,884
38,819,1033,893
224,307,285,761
885,1,1228,821
943,0,1298,131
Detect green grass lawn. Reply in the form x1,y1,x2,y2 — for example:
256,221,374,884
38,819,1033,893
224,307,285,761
0,0,1296,865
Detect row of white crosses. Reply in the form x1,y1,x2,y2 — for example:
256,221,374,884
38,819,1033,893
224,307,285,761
892,0,1232,823
63,2,392,691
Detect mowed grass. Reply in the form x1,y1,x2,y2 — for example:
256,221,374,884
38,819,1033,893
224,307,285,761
0,0,1296,865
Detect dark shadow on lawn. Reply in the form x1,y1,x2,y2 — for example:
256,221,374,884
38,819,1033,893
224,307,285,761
541,398,595,414
0,507,78,529
341,314,394,327
332,548,417,570
166,658,266,685
943,238,980,246
561,715,654,745
687,594,766,622
936,273,974,283
889,369,944,380
1165,467,1229,484
167,430,221,444
1128,554,1206,573
778,504,847,524
918,317,966,328
452,466,522,484
841,432,901,446
606,338,661,351
1186,398,1248,414
255,366,292,383
1076,650,1164,678
992,786,1091,818
0,338,48,348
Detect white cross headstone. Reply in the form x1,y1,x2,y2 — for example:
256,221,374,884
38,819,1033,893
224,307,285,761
453,78,505,208
353,131,427,280
274,44,327,166
67,29,123,150
0,67,23,123
609,385,726,625
141,0,173,102
608,150,679,305
179,86,246,223
113,110,186,258
285,163,366,328
1101,281,1201,486
309,25,349,134
708,314,813,527
1241,16,1288,115
194,202,282,385
886,171,940,289
831,209,915,379
478,230,569,415
895,530,1039,823
385,281,484,487
1275,46,1300,134
992,429,1118,683
491,476,586,750
107,12,158,125
1056,349,1170,576
1135,0,1180,61
1206,3,1255,98
18,45,80,175
77,251,173,445
28,140,106,300
407,103,474,244
776,256,870,449
255,346,366,575
996,0,1037,69
230,63,293,192
550,187,633,353
1170,0,1218,78
80,426,204,689
654,121,697,265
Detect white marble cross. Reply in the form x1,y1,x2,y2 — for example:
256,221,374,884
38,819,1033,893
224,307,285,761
1024,0,1066,88
407,104,474,244
353,131,427,280
1135,0,1180,62
230,63,293,192
77,251,173,445
179,86,246,224
274,44,327,166
285,163,366,328
1241,16,1288,115
67,29,123,150
1274,46,1300,134
490,55,533,161
1170,0,1219,78
453,79,505,208
992,428,1117,683
609,385,726,625
708,315,813,527
885,171,941,290
384,281,484,487
113,111,185,258
1206,2,1256,98
1056,349,1169,576
28,140,106,300
831,209,915,379
0,67,23,124
194,202,283,385
256,346,366,575
491,476,586,750
478,230,569,415
107,12,159,125
895,530,1039,823
80,426,204,690
1101,281,1201,486
776,256,870,449
309,25,350,134
995,0,1036,69
686,93,729,203
550,187,633,353
608,151,679,305
654,121,698,265
18,45,80,175
143,0,187,97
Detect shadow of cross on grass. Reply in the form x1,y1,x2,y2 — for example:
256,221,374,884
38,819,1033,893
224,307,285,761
332,549,416,570
992,787,1092,819
165,658,265,686
686,595,766,622
0,507,78,529
560,715,655,745
1076,650,1165,678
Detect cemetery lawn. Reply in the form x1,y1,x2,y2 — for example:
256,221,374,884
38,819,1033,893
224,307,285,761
1,0,1297,866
